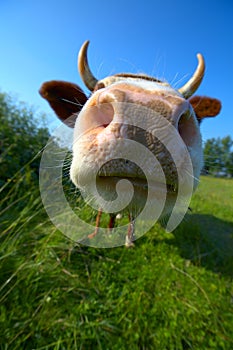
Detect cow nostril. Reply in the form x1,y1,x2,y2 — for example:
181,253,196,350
178,111,198,147
93,89,126,129
97,102,114,128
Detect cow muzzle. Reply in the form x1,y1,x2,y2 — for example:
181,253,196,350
70,82,202,214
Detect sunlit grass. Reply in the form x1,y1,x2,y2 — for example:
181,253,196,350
0,176,233,349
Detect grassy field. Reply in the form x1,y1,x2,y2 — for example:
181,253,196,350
0,176,233,349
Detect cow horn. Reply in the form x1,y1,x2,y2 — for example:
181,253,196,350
78,40,98,91
178,53,205,99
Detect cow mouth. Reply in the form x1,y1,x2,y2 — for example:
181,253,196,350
96,157,179,195
96,175,178,194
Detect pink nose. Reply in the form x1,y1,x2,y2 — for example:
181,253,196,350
78,83,199,149
99,84,191,124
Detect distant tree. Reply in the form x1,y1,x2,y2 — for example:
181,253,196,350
221,136,233,177
0,92,50,187
203,136,233,177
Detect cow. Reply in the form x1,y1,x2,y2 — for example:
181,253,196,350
39,41,221,247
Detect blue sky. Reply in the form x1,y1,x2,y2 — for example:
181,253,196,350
0,0,232,141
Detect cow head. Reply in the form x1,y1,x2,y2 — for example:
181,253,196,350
39,41,221,245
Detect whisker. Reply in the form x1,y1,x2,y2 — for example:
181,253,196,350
184,169,200,183
171,73,190,89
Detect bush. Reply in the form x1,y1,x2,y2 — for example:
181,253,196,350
0,91,50,201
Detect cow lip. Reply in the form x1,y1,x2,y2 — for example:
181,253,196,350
97,175,178,193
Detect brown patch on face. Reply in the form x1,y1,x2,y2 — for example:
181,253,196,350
114,73,162,83
93,82,105,92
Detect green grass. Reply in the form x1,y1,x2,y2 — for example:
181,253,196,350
0,176,233,349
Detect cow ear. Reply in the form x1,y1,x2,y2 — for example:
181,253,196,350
189,95,221,123
39,80,88,127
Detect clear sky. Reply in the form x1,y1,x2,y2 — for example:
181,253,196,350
0,0,232,141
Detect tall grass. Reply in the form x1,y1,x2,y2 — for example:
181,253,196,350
0,173,233,349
